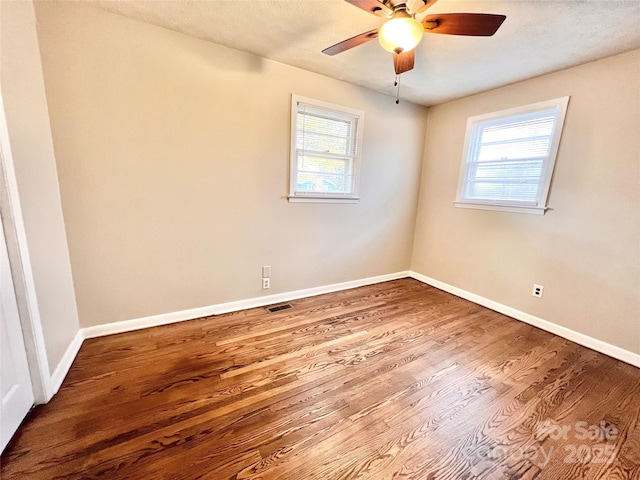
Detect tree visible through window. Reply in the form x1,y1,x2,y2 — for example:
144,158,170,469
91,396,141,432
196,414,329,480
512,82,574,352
289,95,364,203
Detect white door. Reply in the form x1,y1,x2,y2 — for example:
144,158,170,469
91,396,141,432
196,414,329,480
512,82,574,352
0,216,34,452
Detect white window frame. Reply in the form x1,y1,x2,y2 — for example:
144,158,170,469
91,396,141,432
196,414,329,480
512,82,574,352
454,96,570,215
289,94,364,204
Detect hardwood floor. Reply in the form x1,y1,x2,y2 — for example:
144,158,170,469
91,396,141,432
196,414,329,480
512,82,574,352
2,278,639,479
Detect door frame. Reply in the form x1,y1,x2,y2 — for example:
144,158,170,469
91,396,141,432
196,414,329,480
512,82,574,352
0,89,51,403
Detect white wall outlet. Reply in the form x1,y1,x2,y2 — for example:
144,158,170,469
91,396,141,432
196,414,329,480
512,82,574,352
262,265,271,278
532,284,544,298
262,277,270,289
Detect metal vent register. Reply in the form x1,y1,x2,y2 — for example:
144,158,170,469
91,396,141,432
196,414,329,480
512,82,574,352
265,304,293,313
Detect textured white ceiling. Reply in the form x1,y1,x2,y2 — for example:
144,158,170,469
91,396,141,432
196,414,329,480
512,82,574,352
97,0,640,106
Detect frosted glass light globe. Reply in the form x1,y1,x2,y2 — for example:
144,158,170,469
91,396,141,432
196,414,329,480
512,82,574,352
378,17,424,54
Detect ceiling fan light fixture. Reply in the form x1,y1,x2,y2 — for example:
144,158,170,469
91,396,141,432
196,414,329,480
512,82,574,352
378,16,424,54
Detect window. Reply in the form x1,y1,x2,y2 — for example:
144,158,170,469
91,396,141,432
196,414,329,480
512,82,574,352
289,95,364,203
455,97,569,215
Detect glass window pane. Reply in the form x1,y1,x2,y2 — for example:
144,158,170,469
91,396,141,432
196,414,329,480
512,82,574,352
465,180,540,203
476,139,552,162
480,112,556,143
296,172,353,194
299,156,352,176
297,131,349,156
471,160,544,180
297,111,357,156
290,96,364,202
460,103,566,207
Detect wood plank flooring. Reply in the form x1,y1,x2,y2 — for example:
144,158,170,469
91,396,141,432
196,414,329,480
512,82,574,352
2,278,639,479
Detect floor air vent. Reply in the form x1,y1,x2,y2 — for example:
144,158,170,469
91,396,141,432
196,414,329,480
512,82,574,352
266,304,293,313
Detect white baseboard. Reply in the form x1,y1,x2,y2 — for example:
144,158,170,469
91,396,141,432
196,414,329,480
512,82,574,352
81,303,221,339
45,269,638,404
409,271,640,369
48,329,84,398
82,271,410,339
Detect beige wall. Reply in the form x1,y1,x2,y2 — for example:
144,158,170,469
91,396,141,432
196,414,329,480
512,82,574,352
0,0,80,372
412,50,640,355
31,2,639,358
33,2,427,328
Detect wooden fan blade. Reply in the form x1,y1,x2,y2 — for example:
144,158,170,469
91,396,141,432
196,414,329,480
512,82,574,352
422,13,506,36
344,0,392,17
393,50,415,74
322,29,379,56
414,0,439,14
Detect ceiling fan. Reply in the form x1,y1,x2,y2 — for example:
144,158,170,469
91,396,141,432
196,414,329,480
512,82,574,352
322,0,506,76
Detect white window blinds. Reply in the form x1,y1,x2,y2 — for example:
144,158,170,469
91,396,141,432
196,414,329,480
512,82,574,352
456,97,569,214
290,96,363,203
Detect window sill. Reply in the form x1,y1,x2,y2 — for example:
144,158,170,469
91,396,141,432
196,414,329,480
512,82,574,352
453,201,547,215
288,195,359,204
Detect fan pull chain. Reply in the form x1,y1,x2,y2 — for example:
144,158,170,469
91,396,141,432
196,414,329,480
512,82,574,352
394,74,401,104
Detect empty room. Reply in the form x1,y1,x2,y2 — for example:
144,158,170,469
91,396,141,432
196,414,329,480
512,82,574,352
1,0,639,478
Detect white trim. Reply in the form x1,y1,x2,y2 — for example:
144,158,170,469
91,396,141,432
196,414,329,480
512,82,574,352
453,201,546,215
409,271,640,369
289,94,364,204
59,269,637,394
0,90,52,403
49,330,83,395
455,96,570,215
82,271,410,339
82,304,222,339
288,196,359,204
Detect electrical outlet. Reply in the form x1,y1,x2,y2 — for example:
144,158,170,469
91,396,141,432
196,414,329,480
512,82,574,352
262,277,270,289
532,284,544,298
262,266,271,278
